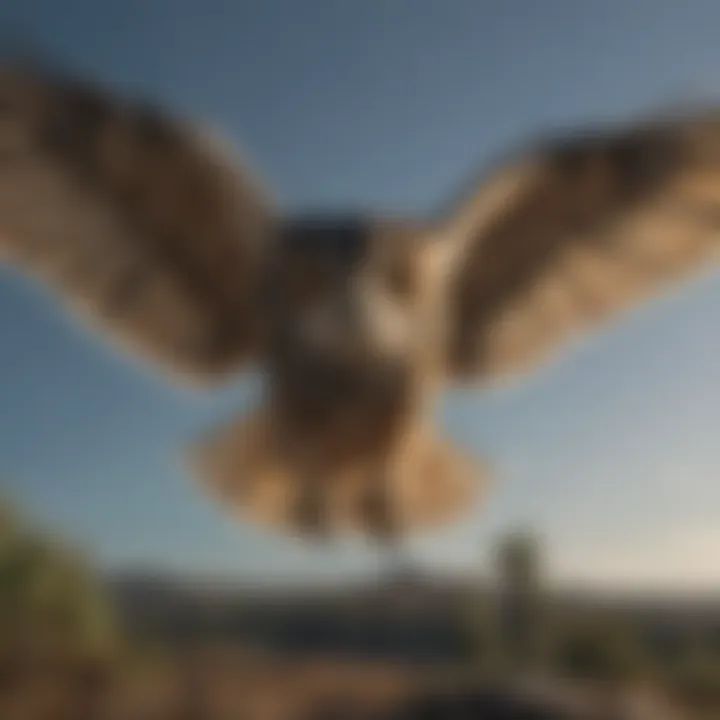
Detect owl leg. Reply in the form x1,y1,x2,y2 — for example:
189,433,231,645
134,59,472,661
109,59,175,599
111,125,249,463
292,471,332,540
360,470,400,544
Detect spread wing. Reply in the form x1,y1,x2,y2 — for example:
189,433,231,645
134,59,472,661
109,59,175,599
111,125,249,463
0,61,275,381
443,110,720,381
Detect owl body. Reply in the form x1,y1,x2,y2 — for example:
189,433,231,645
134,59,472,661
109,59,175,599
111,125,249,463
228,215,468,535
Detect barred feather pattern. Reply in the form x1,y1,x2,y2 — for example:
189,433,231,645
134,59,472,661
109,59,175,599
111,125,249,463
446,112,720,380
0,62,274,380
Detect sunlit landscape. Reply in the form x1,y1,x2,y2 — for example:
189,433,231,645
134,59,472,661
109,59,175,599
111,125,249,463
1,495,718,717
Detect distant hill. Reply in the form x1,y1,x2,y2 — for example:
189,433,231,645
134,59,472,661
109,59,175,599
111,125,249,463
107,566,480,661
107,567,720,664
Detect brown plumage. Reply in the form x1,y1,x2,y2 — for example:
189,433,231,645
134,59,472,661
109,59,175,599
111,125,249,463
2,60,720,540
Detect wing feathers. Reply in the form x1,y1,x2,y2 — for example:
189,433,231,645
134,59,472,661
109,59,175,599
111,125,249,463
446,112,720,380
0,63,275,380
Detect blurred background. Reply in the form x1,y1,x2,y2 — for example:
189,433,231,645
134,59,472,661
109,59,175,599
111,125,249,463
1,1,720,717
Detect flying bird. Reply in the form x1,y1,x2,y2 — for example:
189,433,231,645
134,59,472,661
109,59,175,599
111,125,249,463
2,61,720,541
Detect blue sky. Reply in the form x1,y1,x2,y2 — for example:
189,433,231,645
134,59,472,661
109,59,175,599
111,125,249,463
2,0,720,592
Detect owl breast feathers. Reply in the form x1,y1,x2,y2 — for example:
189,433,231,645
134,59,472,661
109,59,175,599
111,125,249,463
2,58,720,539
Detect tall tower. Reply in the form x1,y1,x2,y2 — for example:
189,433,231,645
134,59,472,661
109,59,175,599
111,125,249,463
496,530,544,674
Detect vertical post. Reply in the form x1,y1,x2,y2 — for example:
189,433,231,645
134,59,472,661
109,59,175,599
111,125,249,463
496,531,544,676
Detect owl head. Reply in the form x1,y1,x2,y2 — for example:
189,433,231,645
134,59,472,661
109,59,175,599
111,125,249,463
262,215,462,379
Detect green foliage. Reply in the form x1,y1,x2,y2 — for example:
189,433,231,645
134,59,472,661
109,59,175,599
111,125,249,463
459,592,503,671
661,639,720,709
552,616,652,684
0,495,118,658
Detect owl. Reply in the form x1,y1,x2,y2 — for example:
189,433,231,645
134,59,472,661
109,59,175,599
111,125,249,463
2,60,720,541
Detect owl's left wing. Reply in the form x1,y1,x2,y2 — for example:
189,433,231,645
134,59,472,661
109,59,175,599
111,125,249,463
442,110,720,382
0,61,275,382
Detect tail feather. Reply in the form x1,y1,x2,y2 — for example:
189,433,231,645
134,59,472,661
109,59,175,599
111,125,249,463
187,404,487,539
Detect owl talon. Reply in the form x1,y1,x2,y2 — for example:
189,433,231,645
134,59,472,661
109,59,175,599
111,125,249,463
293,479,330,539
359,476,403,543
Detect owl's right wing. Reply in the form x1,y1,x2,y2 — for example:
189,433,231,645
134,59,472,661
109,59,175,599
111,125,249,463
440,109,720,383
0,61,275,382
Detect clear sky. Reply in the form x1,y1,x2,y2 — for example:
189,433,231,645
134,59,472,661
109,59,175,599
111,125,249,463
2,0,720,593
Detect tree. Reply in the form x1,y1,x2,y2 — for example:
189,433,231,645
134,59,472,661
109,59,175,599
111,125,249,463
460,590,505,673
553,615,651,684
0,494,117,658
